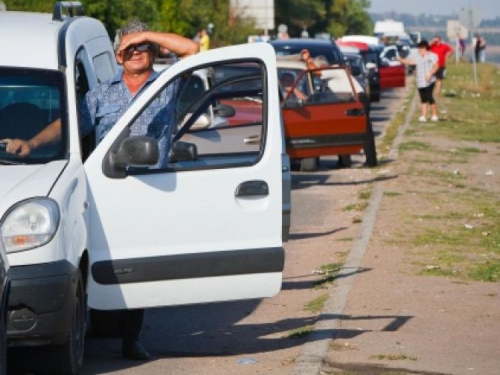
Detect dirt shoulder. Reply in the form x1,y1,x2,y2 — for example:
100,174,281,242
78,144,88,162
322,64,500,375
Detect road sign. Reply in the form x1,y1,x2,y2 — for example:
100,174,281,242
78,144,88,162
459,7,482,30
447,20,468,41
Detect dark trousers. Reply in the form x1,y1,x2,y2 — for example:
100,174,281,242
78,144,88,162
121,309,145,342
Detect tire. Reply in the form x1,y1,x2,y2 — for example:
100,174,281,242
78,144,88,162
40,271,86,374
300,157,318,172
363,119,378,167
89,309,123,338
337,154,352,168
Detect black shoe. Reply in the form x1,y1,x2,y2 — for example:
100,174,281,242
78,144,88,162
122,340,151,360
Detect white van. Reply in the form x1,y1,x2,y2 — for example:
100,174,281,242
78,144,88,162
374,19,405,37
0,3,284,373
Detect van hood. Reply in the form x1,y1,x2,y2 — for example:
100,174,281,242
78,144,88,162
0,161,67,214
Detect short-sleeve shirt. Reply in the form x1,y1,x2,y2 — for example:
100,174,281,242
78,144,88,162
79,68,180,167
430,43,453,67
415,52,438,88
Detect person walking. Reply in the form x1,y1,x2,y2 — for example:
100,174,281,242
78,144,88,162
398,40,439,122
1,18,199,359
430,35,454,95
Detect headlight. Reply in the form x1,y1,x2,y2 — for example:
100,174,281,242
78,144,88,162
1,198,60,253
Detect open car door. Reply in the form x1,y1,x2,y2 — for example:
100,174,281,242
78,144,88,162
379,46,406,89
280,65,367,159
84,43,284,310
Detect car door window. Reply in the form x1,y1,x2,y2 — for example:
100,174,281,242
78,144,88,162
124,60,265,172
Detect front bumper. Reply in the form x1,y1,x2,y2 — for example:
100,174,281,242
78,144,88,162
7,260,78,347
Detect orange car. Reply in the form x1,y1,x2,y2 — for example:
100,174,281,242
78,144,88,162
277,59,377,171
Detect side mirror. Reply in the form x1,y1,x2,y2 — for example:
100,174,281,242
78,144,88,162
169,141,198,163
350,66,361,76
282,98,305,110
214,104,236,118
103,136,159,178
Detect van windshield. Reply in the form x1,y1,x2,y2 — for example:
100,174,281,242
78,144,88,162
0,68,67,164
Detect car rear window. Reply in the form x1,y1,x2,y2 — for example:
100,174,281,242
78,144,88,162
271,44,343,65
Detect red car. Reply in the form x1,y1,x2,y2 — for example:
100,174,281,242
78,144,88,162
277,59,377,171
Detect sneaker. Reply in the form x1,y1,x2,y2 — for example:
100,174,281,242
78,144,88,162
431,115,439,122
418,116,427,122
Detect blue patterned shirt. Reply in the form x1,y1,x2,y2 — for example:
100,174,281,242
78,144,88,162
79,68,180,167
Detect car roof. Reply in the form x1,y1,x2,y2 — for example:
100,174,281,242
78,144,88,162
0,11,109,71
340,35,380,47
270,38,340,49
0,12,61,69
339,45,360,54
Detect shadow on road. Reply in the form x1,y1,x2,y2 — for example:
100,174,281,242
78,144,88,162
288,226,348,241
79,308,413,374
292,173,398,190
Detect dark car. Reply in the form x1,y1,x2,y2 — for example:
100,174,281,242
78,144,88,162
270,38,344,65
0,244,9,375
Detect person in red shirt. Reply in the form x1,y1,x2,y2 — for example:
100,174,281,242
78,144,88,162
430,35,454,95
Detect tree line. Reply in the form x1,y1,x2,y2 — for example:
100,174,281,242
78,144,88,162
4,0,373,45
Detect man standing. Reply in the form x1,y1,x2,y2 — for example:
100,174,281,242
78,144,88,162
1,18,199,360
430,35,454,95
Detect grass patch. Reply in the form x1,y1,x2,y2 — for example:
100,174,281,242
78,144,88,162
371,353,417,361
433,64,500,143
384,191,402,197
468,260,500,282
456,147,483,154
304,293,328,313
337,237,354,242
287,325,314,339
352,215,362,224
313,263,342,288
358,189,372,200
399,140,432,152
378,88,416,155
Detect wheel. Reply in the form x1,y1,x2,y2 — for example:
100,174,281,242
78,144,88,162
89,309,123,337
337,154,352,168
363,119,378,167
40,271,86,374
300,157,318,172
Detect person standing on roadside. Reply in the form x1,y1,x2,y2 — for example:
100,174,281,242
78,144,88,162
430,35,454,95
0,19,199,360
199,28,210,51
398,40,439,122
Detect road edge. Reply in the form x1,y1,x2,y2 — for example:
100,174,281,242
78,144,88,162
291,91,419,375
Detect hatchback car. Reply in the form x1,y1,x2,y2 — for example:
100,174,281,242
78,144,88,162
277,59,377,171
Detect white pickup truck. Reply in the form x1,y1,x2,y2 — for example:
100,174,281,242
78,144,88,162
0,3,285,373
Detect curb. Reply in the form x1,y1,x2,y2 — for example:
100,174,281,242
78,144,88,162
291,91,419,375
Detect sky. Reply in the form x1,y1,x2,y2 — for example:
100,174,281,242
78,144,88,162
369,0,500,19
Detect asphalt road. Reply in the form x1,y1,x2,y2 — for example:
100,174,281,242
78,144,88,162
8,85,410,375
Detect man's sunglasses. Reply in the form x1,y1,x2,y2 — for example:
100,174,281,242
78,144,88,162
122,43,152,55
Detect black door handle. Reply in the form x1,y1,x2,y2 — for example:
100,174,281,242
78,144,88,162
345,108,365,117
235,180,269,197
